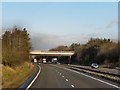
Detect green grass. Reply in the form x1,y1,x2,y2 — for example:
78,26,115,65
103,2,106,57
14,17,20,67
2,62,36,88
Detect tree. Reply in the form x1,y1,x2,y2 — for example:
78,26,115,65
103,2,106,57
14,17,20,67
49,45,70,51
2,27,32,66
71,38,119,67
69,43,80,51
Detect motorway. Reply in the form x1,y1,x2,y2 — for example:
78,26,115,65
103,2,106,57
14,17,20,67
30,64,120,88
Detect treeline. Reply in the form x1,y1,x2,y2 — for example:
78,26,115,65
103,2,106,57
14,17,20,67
2,28,32,66
49,46,70,51
72,38,119,67
49,38,119,67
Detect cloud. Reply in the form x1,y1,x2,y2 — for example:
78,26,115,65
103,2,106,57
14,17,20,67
30,33,71,50
106,19,118,28
30,32,110,51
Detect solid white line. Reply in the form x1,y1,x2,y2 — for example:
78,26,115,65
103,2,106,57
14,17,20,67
66,79,68,81
51,65,120,89
71,85,74,88
26,65,41,90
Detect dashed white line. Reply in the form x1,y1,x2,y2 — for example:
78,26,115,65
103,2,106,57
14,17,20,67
66,79,68,82
71,85,74,88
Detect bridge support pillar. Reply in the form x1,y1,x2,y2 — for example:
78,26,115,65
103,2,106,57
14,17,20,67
69,56,71,64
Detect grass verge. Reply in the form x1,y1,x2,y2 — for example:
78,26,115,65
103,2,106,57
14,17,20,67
2,62,36,88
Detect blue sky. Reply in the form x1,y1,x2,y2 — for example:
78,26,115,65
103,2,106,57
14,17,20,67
2,2,118,50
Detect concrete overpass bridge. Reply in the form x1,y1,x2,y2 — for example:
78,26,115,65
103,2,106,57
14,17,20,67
30,51,75,63
30,51,75,56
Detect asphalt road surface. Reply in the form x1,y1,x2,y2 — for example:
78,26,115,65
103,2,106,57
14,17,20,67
31,64,120,88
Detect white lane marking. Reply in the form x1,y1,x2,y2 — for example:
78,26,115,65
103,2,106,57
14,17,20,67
51,65,120,89
71,85,74,88
66,79,68,82
58,72,59,73
62,76,64,78
60,73,61,75
26,65,41,90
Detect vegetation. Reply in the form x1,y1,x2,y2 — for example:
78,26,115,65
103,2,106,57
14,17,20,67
2,27,35,88
69,43,80,51
49,45,70,51
71,38,119,67
2,62,36,88
2,28,32,66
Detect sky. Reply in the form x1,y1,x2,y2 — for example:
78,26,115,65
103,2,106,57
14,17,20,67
2,2,118,50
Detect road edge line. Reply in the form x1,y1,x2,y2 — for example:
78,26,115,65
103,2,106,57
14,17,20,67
26,65,41,89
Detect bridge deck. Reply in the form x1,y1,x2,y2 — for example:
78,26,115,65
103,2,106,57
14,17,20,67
30,51,75,56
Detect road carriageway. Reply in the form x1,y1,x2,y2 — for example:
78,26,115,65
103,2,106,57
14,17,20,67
56,64,120,84
50,64,120,88
28,64,120,89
